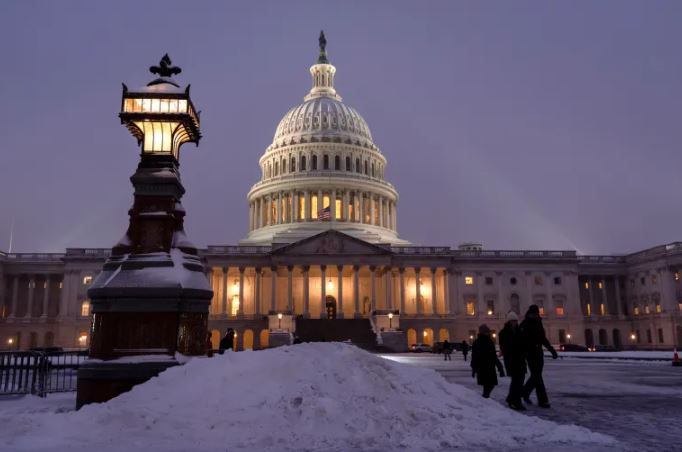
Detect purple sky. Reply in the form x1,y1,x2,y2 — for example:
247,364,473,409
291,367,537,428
1,1,681,254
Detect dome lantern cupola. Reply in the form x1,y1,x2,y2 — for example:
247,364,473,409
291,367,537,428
305,30,340,101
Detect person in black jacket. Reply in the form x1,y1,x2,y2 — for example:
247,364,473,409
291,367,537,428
519,305,558,408
471,324,505,398
461,340,470,361
219,328,235,353
499,311,526,410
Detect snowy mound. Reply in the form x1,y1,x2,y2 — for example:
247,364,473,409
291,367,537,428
2,343,618,452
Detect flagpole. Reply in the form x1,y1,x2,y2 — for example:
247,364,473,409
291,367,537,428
8,217,14,254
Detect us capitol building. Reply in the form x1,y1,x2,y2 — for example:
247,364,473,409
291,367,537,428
1,35,681,352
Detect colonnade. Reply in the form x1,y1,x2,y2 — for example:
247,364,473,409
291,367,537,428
3,274,58,319
248,190,397,232
210,265,449,318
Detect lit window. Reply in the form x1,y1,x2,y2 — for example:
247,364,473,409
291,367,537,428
539,305,545,316
466,301,475,316
83,276,93,285
644,304,650,314
655,304,662,313
586,304,591,316
78,333,88,347
43,282,47,289
678,302,682,312
28,281,35,289
555,306,565,316
597,281,603,289
81,301,90,317
486,300,495,316
584,282,589,289
59,281,63,289
464,276,474,285
675,272,680,282
633,306,640,315
599,303,605,316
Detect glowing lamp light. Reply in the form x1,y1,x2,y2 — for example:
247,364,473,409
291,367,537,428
78,334,88,346
487,310,493,316
469,335,474,340
492,332,497,338
326,279,334,291
388,313,394,319
7,338,14,345
119,54,201,161
277,312,283,329
423,331,428,337
630,333,636,340
387,312,394,329
566,334,571,339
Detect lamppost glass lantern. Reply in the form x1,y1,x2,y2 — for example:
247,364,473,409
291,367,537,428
119,54,200,161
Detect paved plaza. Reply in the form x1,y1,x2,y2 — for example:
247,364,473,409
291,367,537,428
381,353,682,452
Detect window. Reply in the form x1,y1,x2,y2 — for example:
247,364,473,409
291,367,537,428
465,300,475,316
584,282,589,289
291,157,296,172
28,280,35,289
356,158,360,173
636,330,641,344
640,277,645,286
633,305,640,315
558,329,566,344
597,281,603,289
655,304,662,313
510,277,517,285
510,294,520,314
282,160,287,174
323,155,329,169
364,160,368,175
646,329,652,344
486,300,495,316
345,156,350,171
300,156,306,171
274,161,279,176
599,303,605,316
553,276,562,285
312,155,318,170
464,276,474,285
59,281,63,289
371,162,375,177
675,272,680,282
81,301,90,317
651,275,658,285
334,155,340,170
83,276,92,285
484,277,493,285
555,306,565,316
538,303,545,316
586,303,592,316
644,304,650,314
630,279,635,288
679,302,682,312
658,328,664,343
534,276,543,286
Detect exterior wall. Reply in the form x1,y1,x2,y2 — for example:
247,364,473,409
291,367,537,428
2,242,681,351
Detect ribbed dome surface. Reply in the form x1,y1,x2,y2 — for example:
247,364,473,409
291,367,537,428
272,96,373,148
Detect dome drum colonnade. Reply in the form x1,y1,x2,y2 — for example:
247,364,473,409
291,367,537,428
242,31,405,246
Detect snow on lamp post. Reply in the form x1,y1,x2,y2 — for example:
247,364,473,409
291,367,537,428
76,55,213,409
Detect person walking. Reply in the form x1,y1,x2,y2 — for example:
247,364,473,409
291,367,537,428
219,328,235,353
520,305,558,408
499,311,527,410
471,324,505,398
442,339,452,361
461,340,470,362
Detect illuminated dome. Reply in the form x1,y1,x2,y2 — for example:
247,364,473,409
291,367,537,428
241,32,409,246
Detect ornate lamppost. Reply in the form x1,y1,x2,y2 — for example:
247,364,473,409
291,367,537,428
76,55,213,408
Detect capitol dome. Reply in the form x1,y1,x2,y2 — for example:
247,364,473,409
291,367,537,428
240,32,409,246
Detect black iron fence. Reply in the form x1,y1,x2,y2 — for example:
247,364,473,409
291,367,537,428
0,350,88,397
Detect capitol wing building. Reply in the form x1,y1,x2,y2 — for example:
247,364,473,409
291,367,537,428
1,37,682,352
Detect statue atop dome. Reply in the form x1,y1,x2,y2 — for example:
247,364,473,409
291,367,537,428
317,30,329,64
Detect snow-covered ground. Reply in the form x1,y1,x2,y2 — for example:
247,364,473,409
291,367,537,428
383,353,682,452
0,343,621,452
552,350,672,360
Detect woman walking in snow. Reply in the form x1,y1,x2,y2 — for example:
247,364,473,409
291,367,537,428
471,324,505,398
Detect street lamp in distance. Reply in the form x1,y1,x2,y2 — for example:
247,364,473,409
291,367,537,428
388,312,393,329
277,312,283,329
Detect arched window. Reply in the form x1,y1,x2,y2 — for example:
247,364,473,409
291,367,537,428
355,158,360,173
291,157,296,172
282,159,287,174
364,160,368,175
274,161,279,176
334,155,340,170
301,155,306,171
323,155,329,169
267,163,271,178
81,301,90,317
345,156,351,171
312,155,318,170
510,294,520,314
371,162,375,177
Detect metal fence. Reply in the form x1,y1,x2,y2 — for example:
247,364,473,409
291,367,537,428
0,350,87,397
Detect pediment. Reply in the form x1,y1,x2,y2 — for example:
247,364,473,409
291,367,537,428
272,230,391,256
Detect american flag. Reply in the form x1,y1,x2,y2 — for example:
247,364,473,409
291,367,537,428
318,206,331,221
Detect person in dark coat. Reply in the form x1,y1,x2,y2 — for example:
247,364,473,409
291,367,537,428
219,328,235,353
461,340,470,361
442,339,452,361
471,324,505,398
206,331,214,358
519,305,558,408
499,311,527,410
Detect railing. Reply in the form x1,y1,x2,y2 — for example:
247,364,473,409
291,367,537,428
391,246,451,255
454,250,577,259
0,350,88,397
65,248,111,258
4,253,65,262
204,246,272,255
248,171,397,191
577,255,626,264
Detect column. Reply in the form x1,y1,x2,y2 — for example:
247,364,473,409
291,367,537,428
378,197,384,228
320,265,327,318
614,276,622,316
360,194,366,224
270,266,277,313
353,265,360,317
26,276,35,318
317,190,323,219
337,265,344,318
305,191,311,221
415,267,422,315
255,268,262,315
330,190,337,223
249,203,254,231
238,267,245,317
370,266,377,313
293,191,299,223
386,268,394,310
431,268,437,315
399,268,406,315
8,275,18,319
221,267,228,316
287,266,293,313
342,191,349,221
303,266,310,317
41,275,50,318
444,268,451,315
276,191,282,224
392,202,397,230
370,196,376,225
265,195,271,226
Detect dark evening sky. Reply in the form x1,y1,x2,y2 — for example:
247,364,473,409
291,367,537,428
1,1,681,254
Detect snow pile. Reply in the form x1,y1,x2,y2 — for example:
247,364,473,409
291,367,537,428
1,343,619,452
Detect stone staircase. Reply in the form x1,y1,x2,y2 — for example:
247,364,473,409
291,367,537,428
295,318,381,351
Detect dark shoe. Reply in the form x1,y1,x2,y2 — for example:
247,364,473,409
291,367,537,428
538,402,551,409
523,396,533,405
507,401,526,411
482,393,490,399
